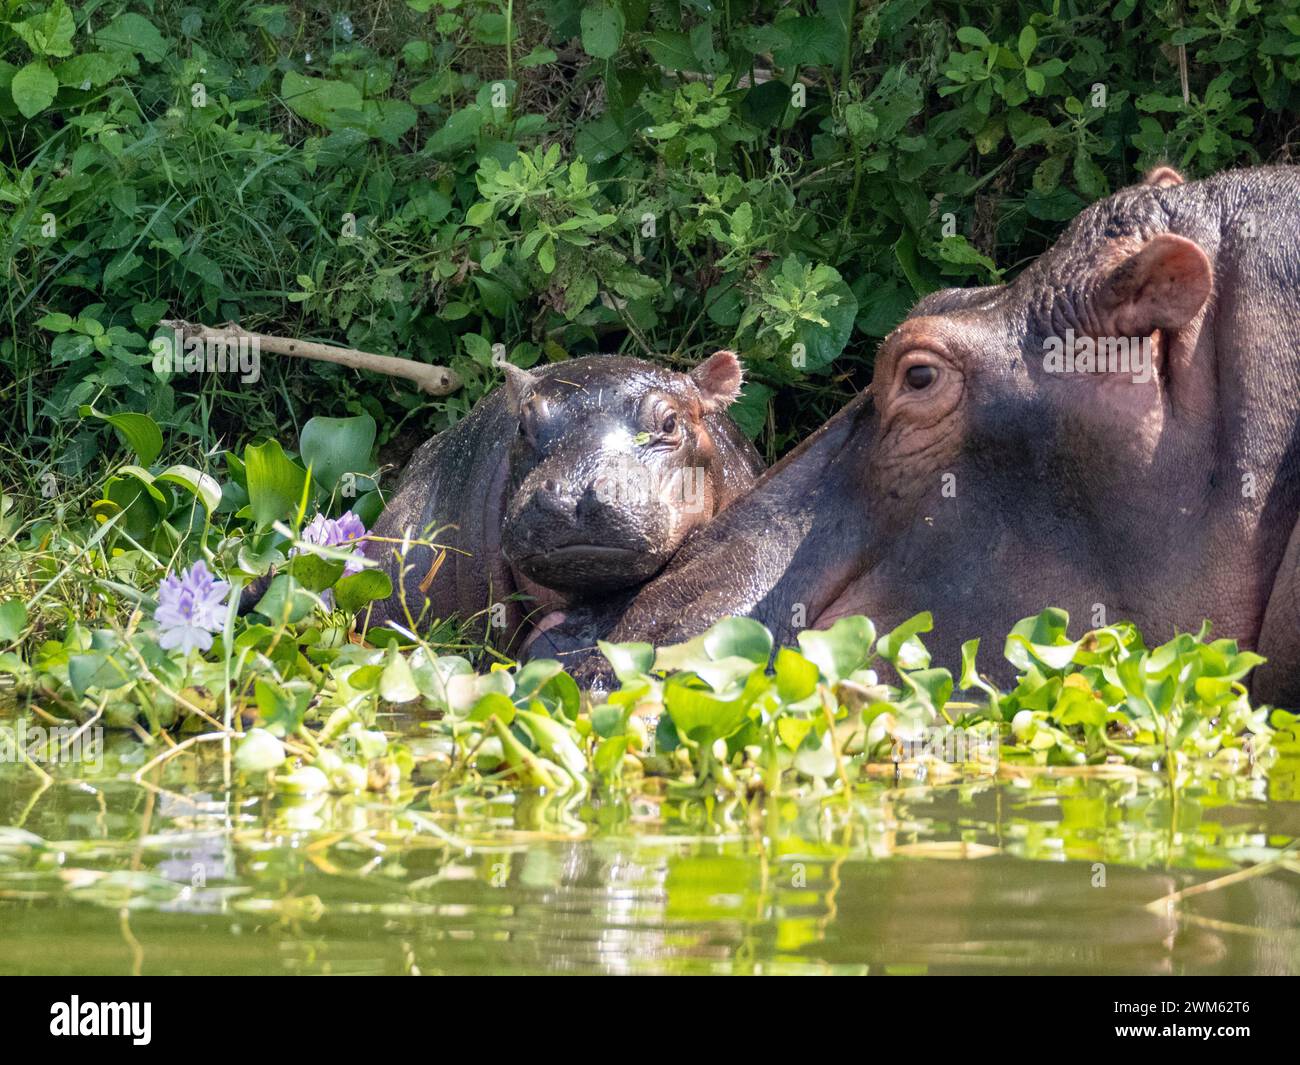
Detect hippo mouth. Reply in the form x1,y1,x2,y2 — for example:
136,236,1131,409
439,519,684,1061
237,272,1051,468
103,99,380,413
533,544,641,562
512,543,664,594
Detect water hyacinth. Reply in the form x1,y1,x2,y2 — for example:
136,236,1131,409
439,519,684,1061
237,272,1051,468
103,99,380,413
297,511,367,573
295,511,368,605
154,559,231,655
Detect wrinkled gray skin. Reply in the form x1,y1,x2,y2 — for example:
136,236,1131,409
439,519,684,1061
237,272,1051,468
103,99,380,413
366,352,764,650
539,166,1300,708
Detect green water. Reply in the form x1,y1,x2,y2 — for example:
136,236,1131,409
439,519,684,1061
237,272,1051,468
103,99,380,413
2,716,1298,976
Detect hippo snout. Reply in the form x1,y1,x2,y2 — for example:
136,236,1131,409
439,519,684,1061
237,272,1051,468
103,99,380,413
501,472,671,595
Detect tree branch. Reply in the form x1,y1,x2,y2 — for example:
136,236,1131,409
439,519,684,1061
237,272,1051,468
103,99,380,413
160,319,461,395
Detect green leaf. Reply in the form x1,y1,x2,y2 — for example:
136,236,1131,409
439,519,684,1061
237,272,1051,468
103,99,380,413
515,709,586,778
513,659,580,720
11,0,76,58
594,734,629,775
55,51,134,89
580,4,624,60
426,105,483,155
777,716,814,752
537,235,556,273
299,414,376,497
663,674,754,744
794,264,858,371
94,12,169,64
469,691,517,724
771,16,841,67
92,468,168,540
958,638,1001,716
1004,609,1079,671
598,640,655,682
903,667,953,715
798,616,876,684
287,552,345,593
701,617,772,664
251,574,316,624
793,727,839,779
1073,147,1108,200
956,26,991,48
0,599,28,643
1051,680,1107,728
727,382,772,439
591,703,627,739
154,465,221,514
1017,26,1038,63
280,70,362,129
380,650,420,703
876,613,934,671
11,61,58,117
235,729,286,772
254,678,311,734
774,648,819,702
243,439,309,529
78,406,163,465
644,30,696,70
36,312,74,332
334,570,393,614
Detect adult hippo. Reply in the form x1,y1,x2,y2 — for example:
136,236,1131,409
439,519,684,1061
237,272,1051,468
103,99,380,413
366,351,764,650
539,166,1300,707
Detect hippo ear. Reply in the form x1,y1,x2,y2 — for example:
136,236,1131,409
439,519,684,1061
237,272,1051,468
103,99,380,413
1144,166,1185,188
500,363,535,413
1094,234,1212,337
690,349,744,411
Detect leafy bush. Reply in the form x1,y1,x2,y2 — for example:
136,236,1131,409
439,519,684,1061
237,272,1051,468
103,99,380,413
4,0,1299,482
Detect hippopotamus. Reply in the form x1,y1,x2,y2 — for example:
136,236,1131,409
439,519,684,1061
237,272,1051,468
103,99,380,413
541,166,1300,708
366,351,764,649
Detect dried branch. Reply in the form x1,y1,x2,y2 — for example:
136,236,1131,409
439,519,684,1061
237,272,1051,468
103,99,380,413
160,319,461,395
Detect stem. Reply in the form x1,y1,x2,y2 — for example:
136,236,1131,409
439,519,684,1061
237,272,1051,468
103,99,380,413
839,0,855,97
821,691,853,799
505,0,514,82
832,151,863,265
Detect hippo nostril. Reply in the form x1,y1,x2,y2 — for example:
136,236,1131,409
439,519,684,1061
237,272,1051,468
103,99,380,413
576,483,621,523
535,479,574,517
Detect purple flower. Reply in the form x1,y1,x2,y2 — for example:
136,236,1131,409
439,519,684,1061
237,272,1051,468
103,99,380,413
295,511,369,607
154,559,231,655
297,510,368,576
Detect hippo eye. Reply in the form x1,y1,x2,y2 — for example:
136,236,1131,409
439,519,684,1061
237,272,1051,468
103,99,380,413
904,364,937,390
661,412,678,436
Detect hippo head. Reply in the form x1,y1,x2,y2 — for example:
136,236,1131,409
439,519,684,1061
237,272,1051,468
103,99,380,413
500,351,745,595
823,166,1235,666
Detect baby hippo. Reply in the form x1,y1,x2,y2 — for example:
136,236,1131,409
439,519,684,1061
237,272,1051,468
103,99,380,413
367,351,764,649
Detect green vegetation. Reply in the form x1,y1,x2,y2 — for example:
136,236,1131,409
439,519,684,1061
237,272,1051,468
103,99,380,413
3,2,1299,797
4,0,1299,475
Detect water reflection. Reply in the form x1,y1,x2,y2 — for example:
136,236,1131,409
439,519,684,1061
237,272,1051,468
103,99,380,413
1,726,1296,975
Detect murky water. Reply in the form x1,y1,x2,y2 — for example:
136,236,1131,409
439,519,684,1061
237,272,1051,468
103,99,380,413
2,716,1298,975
